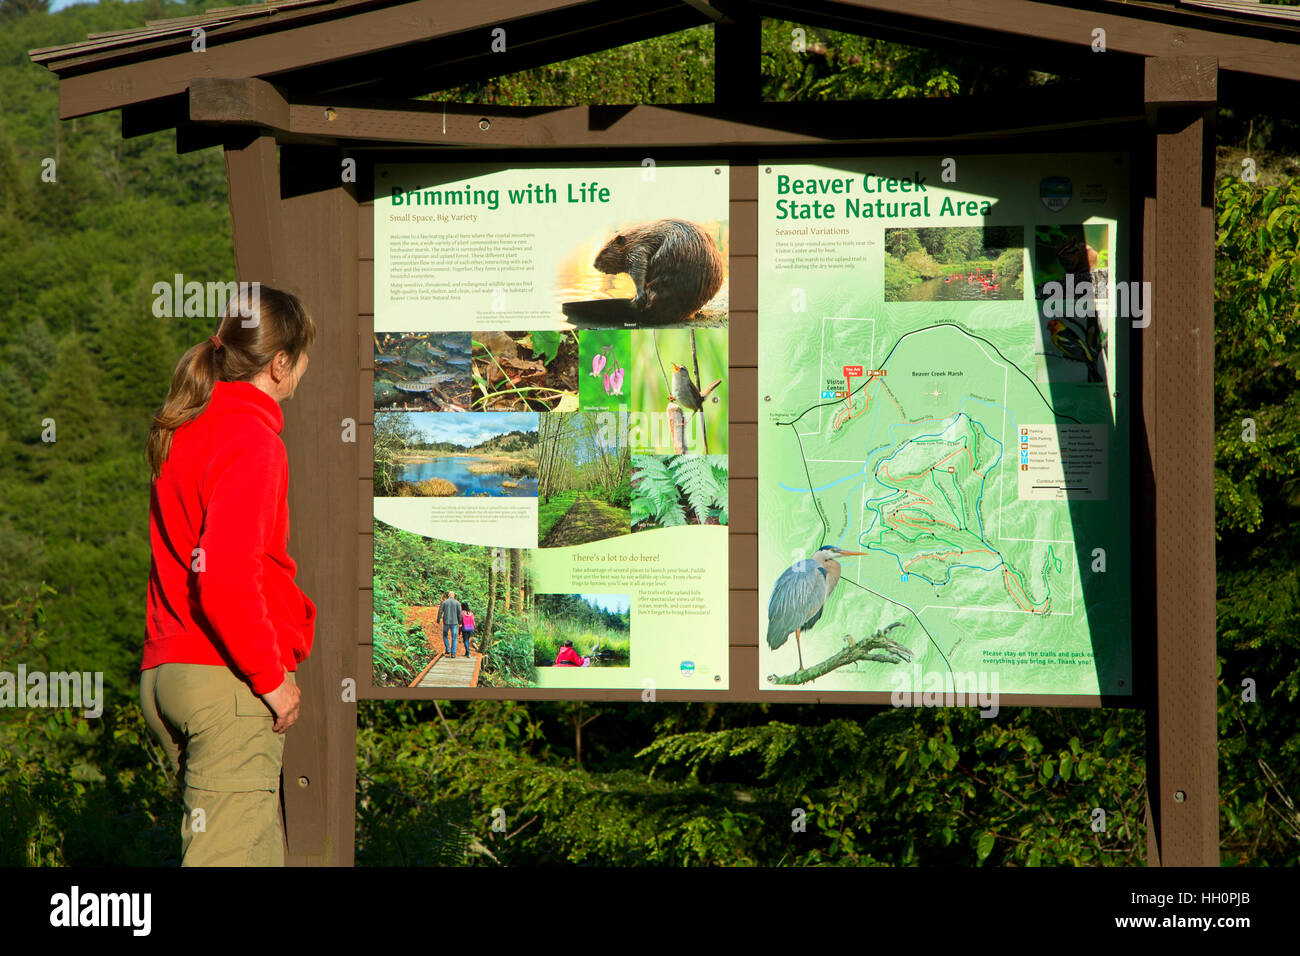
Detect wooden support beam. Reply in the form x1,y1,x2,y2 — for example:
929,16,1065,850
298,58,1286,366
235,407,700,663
277,145,361,865
191,76,291,129
714,3,760,105
1142,55,1219,867
223,129,284,283
190,82,1143,147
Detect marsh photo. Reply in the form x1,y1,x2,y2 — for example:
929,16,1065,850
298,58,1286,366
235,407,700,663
532,593,631,669
884,226,1026,301
374,411,539,497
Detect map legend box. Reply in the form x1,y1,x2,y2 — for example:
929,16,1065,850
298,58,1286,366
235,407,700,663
1017,424,1108,500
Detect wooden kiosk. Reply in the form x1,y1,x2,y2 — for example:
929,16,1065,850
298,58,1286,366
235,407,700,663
32,0,1300,866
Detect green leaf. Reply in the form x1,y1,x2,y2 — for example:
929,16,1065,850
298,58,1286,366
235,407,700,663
976,831,995,862
529,330,562,364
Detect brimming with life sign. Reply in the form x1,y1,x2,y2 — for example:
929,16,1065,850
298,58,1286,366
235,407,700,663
759,153,1132,698
372,161,731,693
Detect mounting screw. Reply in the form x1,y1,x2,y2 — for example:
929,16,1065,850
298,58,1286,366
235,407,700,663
478,118,491,131
324,108,337,122
1173,790,1186,803
298,776,310,788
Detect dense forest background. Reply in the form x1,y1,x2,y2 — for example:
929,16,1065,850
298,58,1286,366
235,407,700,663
1,1,1297,866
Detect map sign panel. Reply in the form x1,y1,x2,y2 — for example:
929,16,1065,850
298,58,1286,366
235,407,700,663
759,154,1132,698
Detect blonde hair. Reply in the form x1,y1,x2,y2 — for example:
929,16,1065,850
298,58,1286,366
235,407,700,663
146,286,316,479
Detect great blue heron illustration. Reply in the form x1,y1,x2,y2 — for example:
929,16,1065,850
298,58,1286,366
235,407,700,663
767,545,868,671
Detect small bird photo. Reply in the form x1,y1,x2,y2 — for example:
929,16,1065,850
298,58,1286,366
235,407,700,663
627,328,728,455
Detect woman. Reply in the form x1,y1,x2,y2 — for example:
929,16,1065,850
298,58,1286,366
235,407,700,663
460,601,475,656
554,639,588,667
140,285,317,867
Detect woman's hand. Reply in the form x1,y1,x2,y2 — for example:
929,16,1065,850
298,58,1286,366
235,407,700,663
260,672,302,733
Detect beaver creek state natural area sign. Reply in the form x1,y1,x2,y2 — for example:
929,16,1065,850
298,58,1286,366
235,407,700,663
759,154,1132,697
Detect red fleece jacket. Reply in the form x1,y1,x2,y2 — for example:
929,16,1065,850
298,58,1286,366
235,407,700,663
143,380,316,695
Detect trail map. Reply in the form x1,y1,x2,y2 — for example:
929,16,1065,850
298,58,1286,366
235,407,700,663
758,155,1132,697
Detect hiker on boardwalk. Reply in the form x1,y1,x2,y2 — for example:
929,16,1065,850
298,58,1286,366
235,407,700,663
436,591,463,656
460,601,475,656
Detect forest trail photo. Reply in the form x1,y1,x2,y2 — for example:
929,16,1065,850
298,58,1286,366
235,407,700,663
539,493,630,548
536,410,632,547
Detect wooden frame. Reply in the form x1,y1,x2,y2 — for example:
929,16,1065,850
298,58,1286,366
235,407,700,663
31,0,1239,865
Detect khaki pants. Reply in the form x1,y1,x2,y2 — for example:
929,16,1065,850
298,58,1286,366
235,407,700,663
140,662,292,866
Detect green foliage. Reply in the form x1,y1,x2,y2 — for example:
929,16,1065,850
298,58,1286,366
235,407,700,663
537,490,579,542
528,329,562,365
479,612,538,688
761,19,1058,102
631,454,728,529
430,27,714,105
1213,178,1300,536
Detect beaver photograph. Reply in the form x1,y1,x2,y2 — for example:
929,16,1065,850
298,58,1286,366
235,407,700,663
565,218,726,328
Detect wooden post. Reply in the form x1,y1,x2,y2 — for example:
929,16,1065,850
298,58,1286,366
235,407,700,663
277,144,360,865
1142,56,1220,866
223,129,284,282
713,3,760,105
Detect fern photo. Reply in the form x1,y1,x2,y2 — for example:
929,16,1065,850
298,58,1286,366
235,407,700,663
630,454,729,531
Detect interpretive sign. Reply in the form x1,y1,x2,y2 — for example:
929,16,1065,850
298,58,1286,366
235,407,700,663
758,154,1132,698
372,162,731,691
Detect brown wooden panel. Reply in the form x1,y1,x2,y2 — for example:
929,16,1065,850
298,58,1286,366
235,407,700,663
730,367,756,424
730,310,756,367
357,196,374,260
359,368,373,425
729,255,757,313
729,589,758,645
730,163,757,203
360,531,373,587
359,327,374,371
729,478,756,533
1144,62,1219,866
358,588,372,645
730,200,757,255
358,258,373,316
276,147,359,865
729,532,756,591
358,423,373,479
730,425,756,478
359,478,373,535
